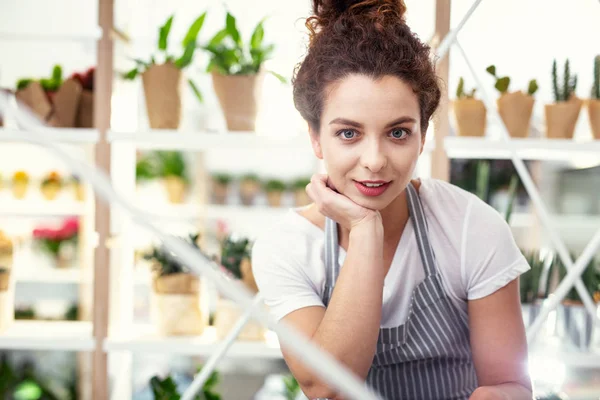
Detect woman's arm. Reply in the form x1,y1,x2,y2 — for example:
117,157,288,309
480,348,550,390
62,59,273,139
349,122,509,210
468,278,533,400
281,217,385,399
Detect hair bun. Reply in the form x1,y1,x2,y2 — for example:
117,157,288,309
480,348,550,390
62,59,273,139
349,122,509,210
311,0,407,30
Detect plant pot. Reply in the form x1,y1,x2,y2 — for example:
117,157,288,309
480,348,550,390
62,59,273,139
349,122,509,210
588,99,600,139
73,183,85,202
142,63,182,130
41,182,61,201
12,181,28,199
211,71,265,131
0,270,14,333
266,191,283,207
76,89,94,128
557,302,595,350
15,79,82,128
239,180,260,206
497,92,534,138
544,98,583,139
214,297,266,341
163,176,187,204
294,189,311,207
240,257,259,294
55,241,76,269
452,98,486,137
151,273,207,336
15,81,53,123
212,182,229,205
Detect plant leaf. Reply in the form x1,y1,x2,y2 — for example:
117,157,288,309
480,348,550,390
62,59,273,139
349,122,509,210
182,12,207,48
208,29,228,47
225,12,242,46
495,76,510,93
159,15,174,51
456,77,464,98
122,68,139,80
131,58,150,68
268,70,287,84
527,79,539,96
52,65,63,83
188,79,204,103
485,65,496,77
175,41,196,69
250,20,265,50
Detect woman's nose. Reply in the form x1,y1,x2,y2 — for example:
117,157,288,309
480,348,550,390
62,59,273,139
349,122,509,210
359,138,387,173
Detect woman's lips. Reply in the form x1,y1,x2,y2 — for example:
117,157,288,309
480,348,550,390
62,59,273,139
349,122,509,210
354,180,391,197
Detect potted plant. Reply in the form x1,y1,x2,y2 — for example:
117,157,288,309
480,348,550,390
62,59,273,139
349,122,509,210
264,179,286,207
149,366,221,400
143,233,209,336
485,65,538,138
70,66,95,128
15,65,82,128
40,171,62,201
0,231,14,333
32,218,79,268
545,58,583,139
290,177,311,206
11,171,29,199
452,77,486,137
588,55,600,139
155,151,189,204
202,12,286,131
69,174,85,202
214,235,265,341
519,250,551,328
123,13,207,129
211,173,232,205
239,173,260,206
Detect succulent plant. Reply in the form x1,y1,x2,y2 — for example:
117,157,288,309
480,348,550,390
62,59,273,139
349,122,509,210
144,233,210,277
592,55,600,100
155,151,189,183
220,235,252,280
552,58,578,102
486,65,538,96
456,77,477,99
16,65,63,93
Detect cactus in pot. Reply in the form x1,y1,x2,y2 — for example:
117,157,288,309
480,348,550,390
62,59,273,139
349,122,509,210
486,65,538,138
545,58,582,139
588,55,600,139
453,77,486,137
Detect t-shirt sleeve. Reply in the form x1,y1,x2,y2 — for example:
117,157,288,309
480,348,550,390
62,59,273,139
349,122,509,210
461,197,531,300
251,228,325,322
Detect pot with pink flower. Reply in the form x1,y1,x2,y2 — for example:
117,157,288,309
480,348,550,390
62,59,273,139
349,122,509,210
32,218,79,268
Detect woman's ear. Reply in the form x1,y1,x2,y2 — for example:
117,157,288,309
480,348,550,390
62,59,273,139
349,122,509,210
309,126,324,160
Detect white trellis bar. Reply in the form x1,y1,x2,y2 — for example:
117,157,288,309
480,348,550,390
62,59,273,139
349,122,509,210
181,294,265,400
434,0,484,60
453,39,600,341
0,93,383,400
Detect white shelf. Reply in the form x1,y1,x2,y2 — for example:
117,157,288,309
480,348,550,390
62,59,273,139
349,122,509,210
0,199,87,216
445,136,600,162
104,325,283,359
0,321,94,351
16,266,90,284
108,130,313,151
0,128,99,144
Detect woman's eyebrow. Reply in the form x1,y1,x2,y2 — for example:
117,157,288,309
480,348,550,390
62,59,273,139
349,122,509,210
328,116,417,128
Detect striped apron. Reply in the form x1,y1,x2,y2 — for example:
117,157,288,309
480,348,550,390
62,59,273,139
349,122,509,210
321,182,478,399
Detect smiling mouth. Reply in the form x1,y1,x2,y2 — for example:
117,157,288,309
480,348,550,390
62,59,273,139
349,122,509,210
354,180,392,196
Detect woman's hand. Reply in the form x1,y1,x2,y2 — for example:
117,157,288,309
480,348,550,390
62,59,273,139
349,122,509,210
305,174,381,232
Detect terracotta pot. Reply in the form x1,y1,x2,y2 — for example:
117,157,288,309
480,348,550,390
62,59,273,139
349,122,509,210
41,183,61,201
497,92,534,138
211,71,264,131
214,298,266,341
266,191,283,207
142,63,182,129
452,98,487,137
76,89,94,128
239,180,260,206
15,79,82,128
294,189,311,206
212,182,229,205
588,99,600,139
15,81,53,122
544,98,583,139
163,176,187,204
151,273,206,336
12,181,28,199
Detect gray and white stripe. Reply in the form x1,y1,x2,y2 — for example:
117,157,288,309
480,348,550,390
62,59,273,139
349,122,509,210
322,183,478,399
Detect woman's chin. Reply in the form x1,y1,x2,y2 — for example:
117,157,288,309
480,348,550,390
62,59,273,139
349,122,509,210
348,193,393,211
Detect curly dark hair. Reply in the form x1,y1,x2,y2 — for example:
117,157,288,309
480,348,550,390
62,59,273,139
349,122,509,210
293,0,441,133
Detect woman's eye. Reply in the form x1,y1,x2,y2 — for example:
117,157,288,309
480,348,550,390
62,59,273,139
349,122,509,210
390,129,409,139
339,129,356,139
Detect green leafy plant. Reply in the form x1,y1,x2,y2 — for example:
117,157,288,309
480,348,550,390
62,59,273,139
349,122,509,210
552,58,578,102
592,55,600,100
486,65,538,96
264,179,286,192
201,11,285,82
520,250,550,304
283,374,300,400
212,173,232,186
150,367,221,400
144,233,206,277
455,77,476,99
155,151,189,183
240,173,260,183
474,160,490,202
16,65,63,93
135,153,161,183
555,254,600,303
220,235,251,279
122,13,207,103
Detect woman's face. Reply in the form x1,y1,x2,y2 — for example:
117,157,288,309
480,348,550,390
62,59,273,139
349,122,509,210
310,74,425,211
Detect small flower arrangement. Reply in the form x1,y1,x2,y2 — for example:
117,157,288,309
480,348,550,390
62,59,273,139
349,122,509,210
32,218,79,267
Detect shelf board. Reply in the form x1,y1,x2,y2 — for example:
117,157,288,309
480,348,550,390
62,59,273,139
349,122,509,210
15,266,90,284
0,321,94,351
0,199,87,217
104,326,282,358
445,136,600,161
0,128,99,144
108,130,313,151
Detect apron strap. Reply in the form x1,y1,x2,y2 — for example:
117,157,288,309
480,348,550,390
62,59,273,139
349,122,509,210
406,183,437,277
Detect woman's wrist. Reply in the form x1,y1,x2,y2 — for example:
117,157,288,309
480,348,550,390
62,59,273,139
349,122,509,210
349,214,384,242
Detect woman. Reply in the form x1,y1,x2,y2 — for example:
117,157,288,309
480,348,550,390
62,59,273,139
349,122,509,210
252,1,532,399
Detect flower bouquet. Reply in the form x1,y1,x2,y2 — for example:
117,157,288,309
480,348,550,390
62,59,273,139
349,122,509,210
32,218,79,268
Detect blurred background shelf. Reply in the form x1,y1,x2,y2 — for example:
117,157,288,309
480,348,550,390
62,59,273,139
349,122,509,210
15,265,90,284
0,200,87,216
0,321,94,351
0,127,99,144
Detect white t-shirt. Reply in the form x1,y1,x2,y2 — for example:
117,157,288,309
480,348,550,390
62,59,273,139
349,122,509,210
251,179,530,328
